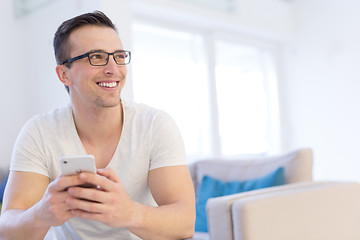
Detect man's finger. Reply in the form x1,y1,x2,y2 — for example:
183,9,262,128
96,168,120,183
77,171,118,192
67,186,106,203
51,175,87,192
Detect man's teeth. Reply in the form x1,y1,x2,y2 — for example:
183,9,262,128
98,82,117,88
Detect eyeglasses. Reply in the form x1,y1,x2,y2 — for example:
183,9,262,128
62,50,131,66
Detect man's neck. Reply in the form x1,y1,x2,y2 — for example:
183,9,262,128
71,102,123,145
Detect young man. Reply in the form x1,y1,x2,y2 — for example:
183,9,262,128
0,11,195,240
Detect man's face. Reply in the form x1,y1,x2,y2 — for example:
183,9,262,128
64,25,127,109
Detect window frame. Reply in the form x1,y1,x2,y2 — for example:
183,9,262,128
131,15,282,160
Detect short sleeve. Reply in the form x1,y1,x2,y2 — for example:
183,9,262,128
10,117,49,177
149,111,187,170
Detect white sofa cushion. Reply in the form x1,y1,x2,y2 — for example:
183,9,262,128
231,182,360,240
206,181,323,240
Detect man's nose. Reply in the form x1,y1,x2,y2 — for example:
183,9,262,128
103,56,119,74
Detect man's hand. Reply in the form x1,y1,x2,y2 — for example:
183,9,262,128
64,166,195,240
65,168,137,228
33,174,90,227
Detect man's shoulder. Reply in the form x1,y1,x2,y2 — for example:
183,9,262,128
124,100,167,119
27,104,72,129
123,100,176,133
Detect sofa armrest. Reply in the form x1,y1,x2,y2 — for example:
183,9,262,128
206,182,328,240
231,182,360,240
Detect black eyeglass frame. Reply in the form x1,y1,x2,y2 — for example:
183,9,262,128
62,50,131,66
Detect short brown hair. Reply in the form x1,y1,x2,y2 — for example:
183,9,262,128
53,10,117,65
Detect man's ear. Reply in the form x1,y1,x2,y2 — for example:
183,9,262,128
55,65,72,87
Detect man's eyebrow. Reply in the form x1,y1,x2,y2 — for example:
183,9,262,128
87,49,105,53
87,49,125,53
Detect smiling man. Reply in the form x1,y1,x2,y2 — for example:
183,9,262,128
0,11,195,240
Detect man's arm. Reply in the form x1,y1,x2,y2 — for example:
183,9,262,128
0,171,86,240
66,166,196,240
0,171,52,240
132,165,196,239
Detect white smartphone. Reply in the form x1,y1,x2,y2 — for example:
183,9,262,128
60,154,97,189
60,154,96,176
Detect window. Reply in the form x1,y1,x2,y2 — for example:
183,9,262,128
132,21,280,162
215,40,278,155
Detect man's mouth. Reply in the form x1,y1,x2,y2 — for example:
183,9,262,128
97,81,118,88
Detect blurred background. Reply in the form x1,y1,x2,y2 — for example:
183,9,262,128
1,0,359,182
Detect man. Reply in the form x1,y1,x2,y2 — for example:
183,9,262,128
0,11,195,240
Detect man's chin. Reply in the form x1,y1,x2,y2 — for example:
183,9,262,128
94,97,121,109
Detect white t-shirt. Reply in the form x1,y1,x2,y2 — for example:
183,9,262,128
10,100,187,240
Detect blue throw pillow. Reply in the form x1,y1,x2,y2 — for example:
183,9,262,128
0,174,9,203
195,167,285,232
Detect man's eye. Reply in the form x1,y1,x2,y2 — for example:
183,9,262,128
115,53,126,59
90,53,106,59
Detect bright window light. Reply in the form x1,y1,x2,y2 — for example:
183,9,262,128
132,22,280,161
132,23,212,160
215,41,270,155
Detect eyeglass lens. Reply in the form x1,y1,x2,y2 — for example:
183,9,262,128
88,51,130,66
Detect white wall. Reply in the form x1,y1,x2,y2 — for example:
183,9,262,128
132,0,293,40
281,0,360,181
0,1,25,169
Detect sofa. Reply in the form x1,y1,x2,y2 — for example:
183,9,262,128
188,149,360,240
225,181,360,240
0,167,9,212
